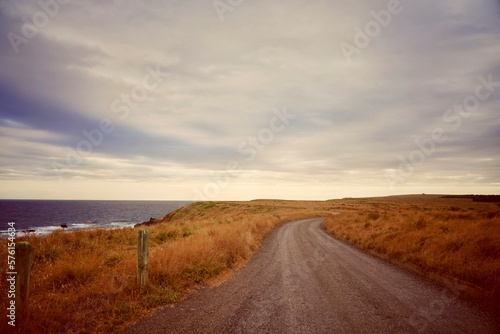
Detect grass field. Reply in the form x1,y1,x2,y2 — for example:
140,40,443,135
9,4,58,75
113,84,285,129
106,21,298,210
1,195,499,333
323,195,500,299
0,200,332,334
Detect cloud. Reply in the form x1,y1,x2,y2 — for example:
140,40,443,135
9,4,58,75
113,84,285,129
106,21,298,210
0,0,499,199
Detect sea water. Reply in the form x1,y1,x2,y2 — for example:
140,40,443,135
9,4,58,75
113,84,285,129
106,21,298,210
0,200,191,237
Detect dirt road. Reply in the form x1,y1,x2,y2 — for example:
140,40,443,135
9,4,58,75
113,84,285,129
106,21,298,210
122,218,499,333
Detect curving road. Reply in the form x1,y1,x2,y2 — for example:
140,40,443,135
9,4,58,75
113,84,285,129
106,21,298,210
123,218,499,334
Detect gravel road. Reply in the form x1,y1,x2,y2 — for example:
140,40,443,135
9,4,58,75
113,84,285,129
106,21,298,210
122,218,499,334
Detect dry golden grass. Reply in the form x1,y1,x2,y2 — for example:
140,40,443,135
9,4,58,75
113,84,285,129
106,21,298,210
0,200,333,334
324,195,500,299
2,195,498,333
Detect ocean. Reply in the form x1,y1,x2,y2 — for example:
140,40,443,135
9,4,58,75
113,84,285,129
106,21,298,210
0,200,191,237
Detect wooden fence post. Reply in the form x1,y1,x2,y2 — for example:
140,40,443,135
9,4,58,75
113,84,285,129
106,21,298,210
15,242,33,323
137,230,149,288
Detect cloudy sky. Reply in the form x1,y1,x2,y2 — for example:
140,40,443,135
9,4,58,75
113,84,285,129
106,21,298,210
0,0,499,200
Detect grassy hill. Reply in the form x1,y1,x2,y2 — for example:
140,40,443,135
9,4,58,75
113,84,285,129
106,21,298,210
1,195,498,333
0,200,332,334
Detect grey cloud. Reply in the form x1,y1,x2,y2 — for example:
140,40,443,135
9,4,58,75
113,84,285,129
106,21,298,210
0,0,499,198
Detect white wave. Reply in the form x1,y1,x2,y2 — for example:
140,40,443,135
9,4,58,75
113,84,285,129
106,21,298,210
1,222,135,238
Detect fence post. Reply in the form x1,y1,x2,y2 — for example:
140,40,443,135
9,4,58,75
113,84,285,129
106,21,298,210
15,242,33,323
137,230,149,288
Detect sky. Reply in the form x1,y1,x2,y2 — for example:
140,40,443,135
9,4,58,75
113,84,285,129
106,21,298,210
0,0,499,200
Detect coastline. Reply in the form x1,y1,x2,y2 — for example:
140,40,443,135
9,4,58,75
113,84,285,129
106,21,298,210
0,200,191,237
1,196,498,333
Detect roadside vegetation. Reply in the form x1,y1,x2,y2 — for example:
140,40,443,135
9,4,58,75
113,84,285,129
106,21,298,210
0,200,332,334
1,195,498,333
323,195,500,301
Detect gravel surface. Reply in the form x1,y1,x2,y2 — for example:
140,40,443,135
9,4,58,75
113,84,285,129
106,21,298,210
122,218,499,334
